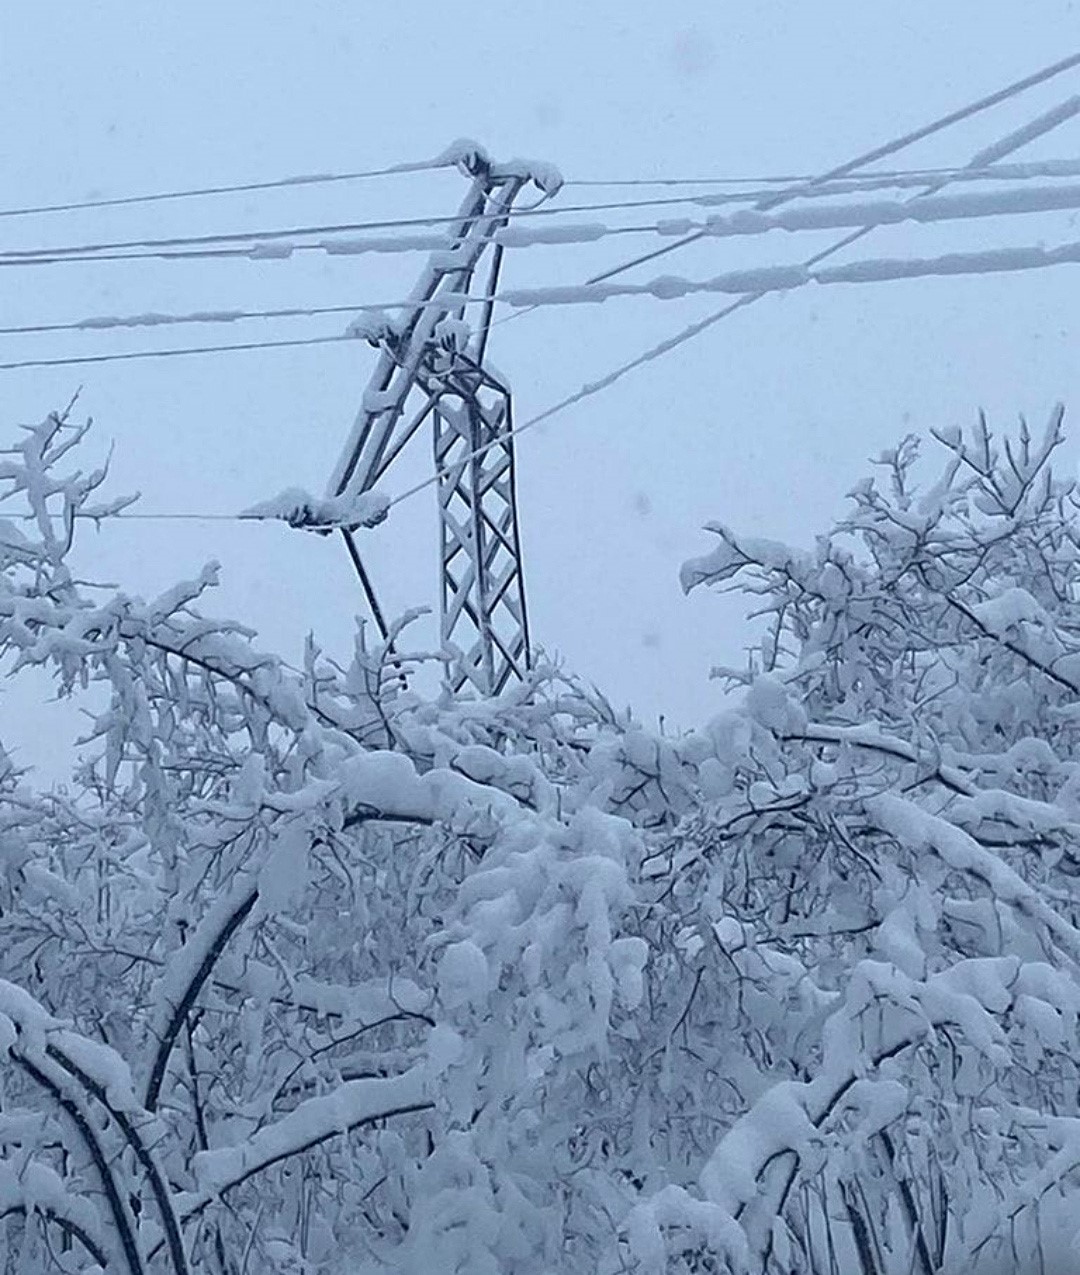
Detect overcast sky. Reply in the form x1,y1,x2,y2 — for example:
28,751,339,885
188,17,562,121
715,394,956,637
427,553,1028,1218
4,3,1080,770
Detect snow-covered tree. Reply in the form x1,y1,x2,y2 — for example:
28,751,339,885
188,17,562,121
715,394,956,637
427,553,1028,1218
3,403,1080,1273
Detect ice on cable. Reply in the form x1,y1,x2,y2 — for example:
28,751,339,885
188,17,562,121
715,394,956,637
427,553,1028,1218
241,486,390,531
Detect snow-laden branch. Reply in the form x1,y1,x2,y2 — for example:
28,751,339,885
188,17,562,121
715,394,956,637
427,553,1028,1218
694,955,1020,1264
867,793,1080,962
13,1051,145,1275
0,1158,109,1268
780,722,977,796
0,979,189,1273
176,1065,430,1221
966,1125,1080,1263
144,875,259,1113
45,1037,190,1275
142,752,487,1118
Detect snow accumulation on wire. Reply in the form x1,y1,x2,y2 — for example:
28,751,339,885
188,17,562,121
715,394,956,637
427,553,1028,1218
30,186,1080,352
501,235,1080,309
30,172,1080,270
239,487,390,531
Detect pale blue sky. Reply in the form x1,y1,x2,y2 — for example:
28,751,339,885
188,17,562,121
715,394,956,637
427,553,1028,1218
3,3,1080,767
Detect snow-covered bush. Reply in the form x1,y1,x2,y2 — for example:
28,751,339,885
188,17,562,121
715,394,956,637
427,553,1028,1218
3,404,1080,1274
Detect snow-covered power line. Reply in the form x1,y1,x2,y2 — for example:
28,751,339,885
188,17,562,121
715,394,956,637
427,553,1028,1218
0,139,508,221
8,141,1080,271
507,233,1080,306
388,50,1080,517
0,189,909,265
12,161,1080,273
13,187,1080,367
562,160,1077,187
584,91,1080,288
14,173,1080,341
0,300,418,338
10,219,1080,410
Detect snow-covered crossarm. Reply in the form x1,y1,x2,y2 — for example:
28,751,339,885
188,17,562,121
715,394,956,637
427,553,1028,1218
240,485,390,531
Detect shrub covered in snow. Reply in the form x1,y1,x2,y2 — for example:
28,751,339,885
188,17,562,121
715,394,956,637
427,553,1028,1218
2,406,1080,1273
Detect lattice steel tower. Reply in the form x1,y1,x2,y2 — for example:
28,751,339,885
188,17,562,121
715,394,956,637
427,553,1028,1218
324,145,556,695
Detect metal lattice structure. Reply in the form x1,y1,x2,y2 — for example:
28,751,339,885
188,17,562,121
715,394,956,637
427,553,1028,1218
324,146,551,695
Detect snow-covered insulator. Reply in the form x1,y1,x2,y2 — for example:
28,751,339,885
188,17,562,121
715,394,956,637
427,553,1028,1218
434,317,471,353
345,310,399,349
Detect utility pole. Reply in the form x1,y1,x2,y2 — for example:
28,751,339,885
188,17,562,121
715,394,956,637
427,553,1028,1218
324,144,557,695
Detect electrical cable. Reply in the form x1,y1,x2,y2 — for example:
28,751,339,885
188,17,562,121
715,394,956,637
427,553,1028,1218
0,333,355,371
10,50,1080,531
0,145,483,221
10,119,1080,270
562,157,1080,188
386,48,1080,511
583,91,1080,289
9,159,1080,273
14,173,1080,341
5,150,1080,226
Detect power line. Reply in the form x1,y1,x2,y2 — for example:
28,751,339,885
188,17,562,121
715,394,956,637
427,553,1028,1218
9,202,1080,368
10,159,1080,273
0,332,355,371
14,174,1080,341
0,143,489,221
0,191,808,264
4,149,1078,229
388,49,1080,512
581,89,1080,290
12,52,1080,529
0,300,398,338
12,142,1080,269
561,157,1080,188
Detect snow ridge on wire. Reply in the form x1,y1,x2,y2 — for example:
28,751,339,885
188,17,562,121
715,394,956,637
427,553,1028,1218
387,49,1080,510
8,156,1080,268
9,173,1080,349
